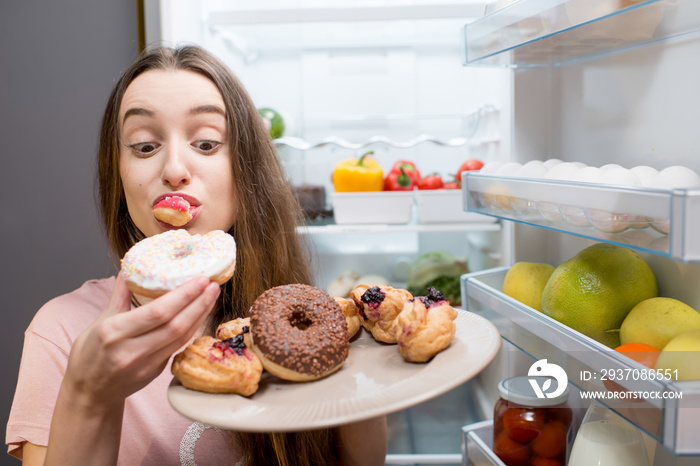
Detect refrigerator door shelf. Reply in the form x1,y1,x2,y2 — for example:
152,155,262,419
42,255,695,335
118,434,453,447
464,173,700,262
464,0,700,67
462,267,700,455
461,420,505,466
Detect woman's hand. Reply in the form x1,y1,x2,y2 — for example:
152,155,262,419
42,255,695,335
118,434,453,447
43,273,220,465
65,272,220,408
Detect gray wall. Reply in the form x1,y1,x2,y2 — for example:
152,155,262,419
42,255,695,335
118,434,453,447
1,1,138,462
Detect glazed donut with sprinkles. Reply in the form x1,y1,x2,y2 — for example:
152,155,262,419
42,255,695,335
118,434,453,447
121,229,236,298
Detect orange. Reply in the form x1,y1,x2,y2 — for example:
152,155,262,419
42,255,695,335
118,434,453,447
614,342,660,368
604,343,661,397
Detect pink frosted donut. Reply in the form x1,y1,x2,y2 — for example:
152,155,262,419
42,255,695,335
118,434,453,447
153,195,193,227
121,229,236,298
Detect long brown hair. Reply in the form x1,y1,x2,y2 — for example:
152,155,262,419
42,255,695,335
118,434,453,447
97,45,339,465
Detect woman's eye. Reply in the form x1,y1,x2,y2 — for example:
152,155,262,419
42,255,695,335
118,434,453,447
194,140,221,154
127,142,160,156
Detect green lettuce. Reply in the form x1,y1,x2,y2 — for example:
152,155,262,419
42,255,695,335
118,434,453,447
407,251,468,305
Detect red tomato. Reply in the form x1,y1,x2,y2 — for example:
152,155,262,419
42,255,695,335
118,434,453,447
531,420,567,458
389,160,420,179
417,174,444,190
503,407,546,443
456,159,484,181
494,432,531,466
443,181,460,189
384,167,418,191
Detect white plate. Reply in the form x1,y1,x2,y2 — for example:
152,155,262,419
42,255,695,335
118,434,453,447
168,310,501,432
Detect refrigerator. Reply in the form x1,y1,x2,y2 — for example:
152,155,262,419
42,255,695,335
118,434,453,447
146,0,700,464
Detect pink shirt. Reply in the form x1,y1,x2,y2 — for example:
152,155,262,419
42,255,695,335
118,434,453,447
6,277,242,465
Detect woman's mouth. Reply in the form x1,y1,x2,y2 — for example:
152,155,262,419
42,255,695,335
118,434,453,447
153,195,199,227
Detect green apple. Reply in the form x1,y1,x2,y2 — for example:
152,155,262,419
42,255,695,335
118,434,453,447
502,262,555,312
655,329,700,381
258,107,285,139
620,297,700,350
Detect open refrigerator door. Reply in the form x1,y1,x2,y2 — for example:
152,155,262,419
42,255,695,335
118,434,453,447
461,0,700,465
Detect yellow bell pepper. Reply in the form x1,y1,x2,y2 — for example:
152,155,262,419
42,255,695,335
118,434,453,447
332,151,384,192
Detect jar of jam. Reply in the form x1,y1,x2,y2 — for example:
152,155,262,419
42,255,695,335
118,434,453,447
493,376,572,466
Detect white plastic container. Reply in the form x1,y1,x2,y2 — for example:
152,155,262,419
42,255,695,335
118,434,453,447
416,189,496,224
331,191,414,224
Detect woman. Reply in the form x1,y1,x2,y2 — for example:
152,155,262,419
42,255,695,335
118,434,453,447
7,45,386,465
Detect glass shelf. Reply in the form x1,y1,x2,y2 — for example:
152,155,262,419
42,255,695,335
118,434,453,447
464,0,700,67
463,172,700,262
462,420,505,466
273,105,498,151
207,3,488,55
297,221,501,236
462,267,700,454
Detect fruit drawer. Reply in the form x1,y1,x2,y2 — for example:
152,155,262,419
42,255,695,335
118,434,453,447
461,420,505,466
461,267,700,455
463,173,700,262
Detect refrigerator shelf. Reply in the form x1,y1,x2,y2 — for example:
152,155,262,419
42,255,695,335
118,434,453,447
464,0,700,67
461,420,505,466
463,172,700,262
273,105,497,151
462,267,700,454
298,221,501,235
205,3,488,58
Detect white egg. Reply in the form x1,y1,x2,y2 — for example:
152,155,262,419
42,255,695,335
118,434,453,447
557,162,598,228
573,166,601,183
544,162,580,181
479,161,505,175
589,168,642,233
630,166,659,187
496,162,523,177
560,204,591,227
543,158,563,169
517,160,548,179
512,161,547,218
620,230,654,248
588,209,631,234
596,167,641,186
599,163,625,174
652,166,700,189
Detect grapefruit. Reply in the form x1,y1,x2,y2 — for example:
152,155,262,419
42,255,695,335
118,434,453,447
540,243,658,348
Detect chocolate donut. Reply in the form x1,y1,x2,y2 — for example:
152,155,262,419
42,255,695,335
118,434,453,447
250,284,350,382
